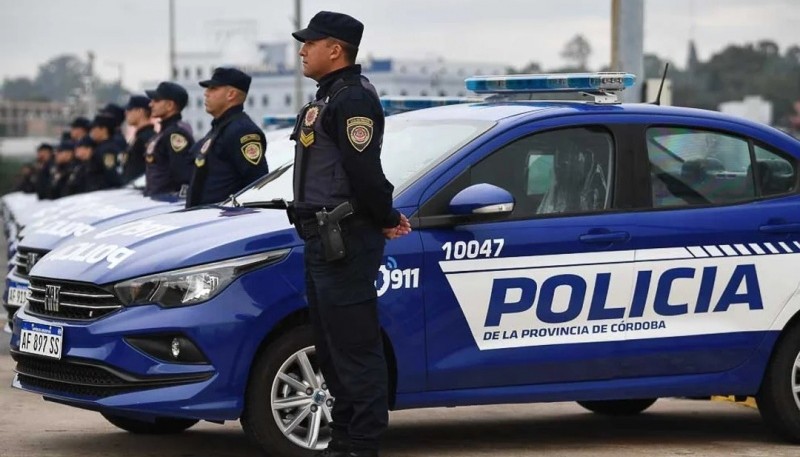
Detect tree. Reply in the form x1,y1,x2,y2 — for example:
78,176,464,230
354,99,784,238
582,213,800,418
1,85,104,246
1,77,44,101
34,55,87,102
560,35,592,70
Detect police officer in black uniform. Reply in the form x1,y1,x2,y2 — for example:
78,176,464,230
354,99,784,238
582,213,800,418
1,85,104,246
69,117,91,142
290,11,411,457
99,103,129,151
33,143,55,199
185,67,267,208
64,136,94,196
120,95,156,184
86,115,122,191
49,140,76,199
144,81,195,196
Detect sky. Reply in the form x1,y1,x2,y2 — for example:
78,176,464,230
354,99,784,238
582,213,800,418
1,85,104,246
1,0,798,91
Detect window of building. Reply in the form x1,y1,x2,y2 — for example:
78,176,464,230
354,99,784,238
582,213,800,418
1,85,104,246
379,90,388,97
400,90,408,96
197,67,203,79
248,96,255,108
197,120,203,131
172,67,179,79
439,90,447,97
197,97,203,108
285,94,292,107
262,95,269,107
184,67,190,79
420,90,428,96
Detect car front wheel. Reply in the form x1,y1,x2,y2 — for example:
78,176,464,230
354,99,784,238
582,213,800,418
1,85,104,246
756,324,800,443
241,325,332,457
576,398,657,416
101,413,198,434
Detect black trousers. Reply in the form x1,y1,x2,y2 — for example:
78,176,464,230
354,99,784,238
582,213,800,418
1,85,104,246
304,224,388,451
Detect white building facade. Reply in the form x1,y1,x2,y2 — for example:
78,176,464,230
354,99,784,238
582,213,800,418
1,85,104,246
173,43,507,134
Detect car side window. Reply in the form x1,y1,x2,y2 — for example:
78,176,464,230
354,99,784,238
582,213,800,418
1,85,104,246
647,128,755,207
753,144,796,197
469,126,614,218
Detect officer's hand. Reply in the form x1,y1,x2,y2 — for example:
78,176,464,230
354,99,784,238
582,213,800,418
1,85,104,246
383,213,412,240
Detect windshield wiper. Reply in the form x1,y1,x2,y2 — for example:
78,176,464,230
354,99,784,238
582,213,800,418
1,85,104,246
241,198,290,209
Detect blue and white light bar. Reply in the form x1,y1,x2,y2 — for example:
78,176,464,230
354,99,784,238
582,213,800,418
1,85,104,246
465,72,636,94
380,96,482,113
262,114,297,129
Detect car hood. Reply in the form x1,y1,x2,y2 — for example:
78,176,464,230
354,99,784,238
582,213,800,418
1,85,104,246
18,188,148,232
31,205,299,284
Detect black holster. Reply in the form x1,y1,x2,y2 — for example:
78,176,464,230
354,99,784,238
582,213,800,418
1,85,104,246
315,202,354,262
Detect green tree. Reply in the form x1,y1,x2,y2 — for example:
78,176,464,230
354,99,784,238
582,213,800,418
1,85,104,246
560,35,592,70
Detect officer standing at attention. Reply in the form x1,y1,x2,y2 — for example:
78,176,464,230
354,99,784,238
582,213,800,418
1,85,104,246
86,115,122,191
144,81,194,196
185,67,267,208
120,95,156,184
69,117,91,142
290,11,410,457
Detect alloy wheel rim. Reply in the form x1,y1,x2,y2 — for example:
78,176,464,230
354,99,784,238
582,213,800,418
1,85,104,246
792,351,800,412
271,345,333,450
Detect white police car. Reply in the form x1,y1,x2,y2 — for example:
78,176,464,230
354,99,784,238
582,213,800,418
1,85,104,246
10,73,800,456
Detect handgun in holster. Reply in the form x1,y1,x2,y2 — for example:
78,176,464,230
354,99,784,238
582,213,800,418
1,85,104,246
285,201,296,225
315,201,354,262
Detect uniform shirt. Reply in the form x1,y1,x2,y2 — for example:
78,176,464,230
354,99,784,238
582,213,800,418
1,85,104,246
305,65,399,228
144,114,194,196
64,162,88,196
120,124,155,184
86,139,122,192
34,161,54,200
186,105,268,208
49,161,75,199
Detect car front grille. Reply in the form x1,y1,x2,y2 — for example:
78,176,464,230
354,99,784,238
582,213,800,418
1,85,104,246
26,277,122,321
12,352,213,399
12,248,48,280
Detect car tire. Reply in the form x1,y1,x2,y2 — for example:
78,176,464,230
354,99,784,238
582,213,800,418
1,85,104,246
756,324,800,443
576,398,657,416
241,325,331,457
101,413,198,434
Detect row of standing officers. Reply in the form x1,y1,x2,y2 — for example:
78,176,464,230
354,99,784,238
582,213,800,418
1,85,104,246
15,67,268,208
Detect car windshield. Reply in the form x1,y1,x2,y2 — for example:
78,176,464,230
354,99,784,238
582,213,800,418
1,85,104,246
236,116,494,205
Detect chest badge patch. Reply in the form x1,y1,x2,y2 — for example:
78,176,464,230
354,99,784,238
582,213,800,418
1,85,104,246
170,133,188,152
241,142,263,165
304,106,320,127
195,157,206,167
346,117,374,152
200,138,212,155
146,154,155,164
103,153,116,169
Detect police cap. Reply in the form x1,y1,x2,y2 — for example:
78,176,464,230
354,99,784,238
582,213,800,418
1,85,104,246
57,140,75,152
292,11,363,48
145,82,188,110
75,136,95,148
199,67,252,94
70,117,91,130
37,143,54,152
90,115,116,132
99,103,125,127
126,95,151,111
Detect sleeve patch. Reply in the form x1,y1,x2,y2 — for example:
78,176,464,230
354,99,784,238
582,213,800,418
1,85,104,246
240,133,261,144
170,133,189,152
346,117,374,152
241,142,263,165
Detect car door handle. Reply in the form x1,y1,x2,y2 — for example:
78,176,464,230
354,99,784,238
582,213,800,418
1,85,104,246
759,223,800,234
579,231,630,244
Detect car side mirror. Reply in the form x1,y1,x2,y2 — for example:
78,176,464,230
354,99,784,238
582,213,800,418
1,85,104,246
449,183,515,216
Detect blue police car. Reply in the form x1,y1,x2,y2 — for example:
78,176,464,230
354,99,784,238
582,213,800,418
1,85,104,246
10,73,800,456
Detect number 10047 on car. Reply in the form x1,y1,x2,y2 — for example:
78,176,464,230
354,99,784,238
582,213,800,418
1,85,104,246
19,321,63,359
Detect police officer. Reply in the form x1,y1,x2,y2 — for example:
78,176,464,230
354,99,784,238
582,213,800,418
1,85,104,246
49,140,76,199
185,67,267,207
98,103,129,151
86,115,122,191
144,81,195,196
290,11,410,457
69,117,91,142
33,143,55,199
64,136,93,196
120,95,156,184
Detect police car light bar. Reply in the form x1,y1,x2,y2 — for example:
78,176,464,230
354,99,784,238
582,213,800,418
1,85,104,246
263,114,297,128
380,96,483,112
465,72,636,104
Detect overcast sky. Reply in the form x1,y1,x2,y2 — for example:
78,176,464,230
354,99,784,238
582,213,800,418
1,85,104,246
1,0,798,91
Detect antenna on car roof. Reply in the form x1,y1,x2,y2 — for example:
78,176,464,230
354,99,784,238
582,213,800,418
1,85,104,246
651,63,670,106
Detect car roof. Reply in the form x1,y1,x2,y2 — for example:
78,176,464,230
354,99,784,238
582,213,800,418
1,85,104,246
395,100,795,139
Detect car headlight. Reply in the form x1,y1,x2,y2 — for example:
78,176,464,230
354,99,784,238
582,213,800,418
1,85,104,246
113,248,290,307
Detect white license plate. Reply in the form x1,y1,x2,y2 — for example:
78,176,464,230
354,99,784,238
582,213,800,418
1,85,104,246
19,321,63,359
7,286,29,307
